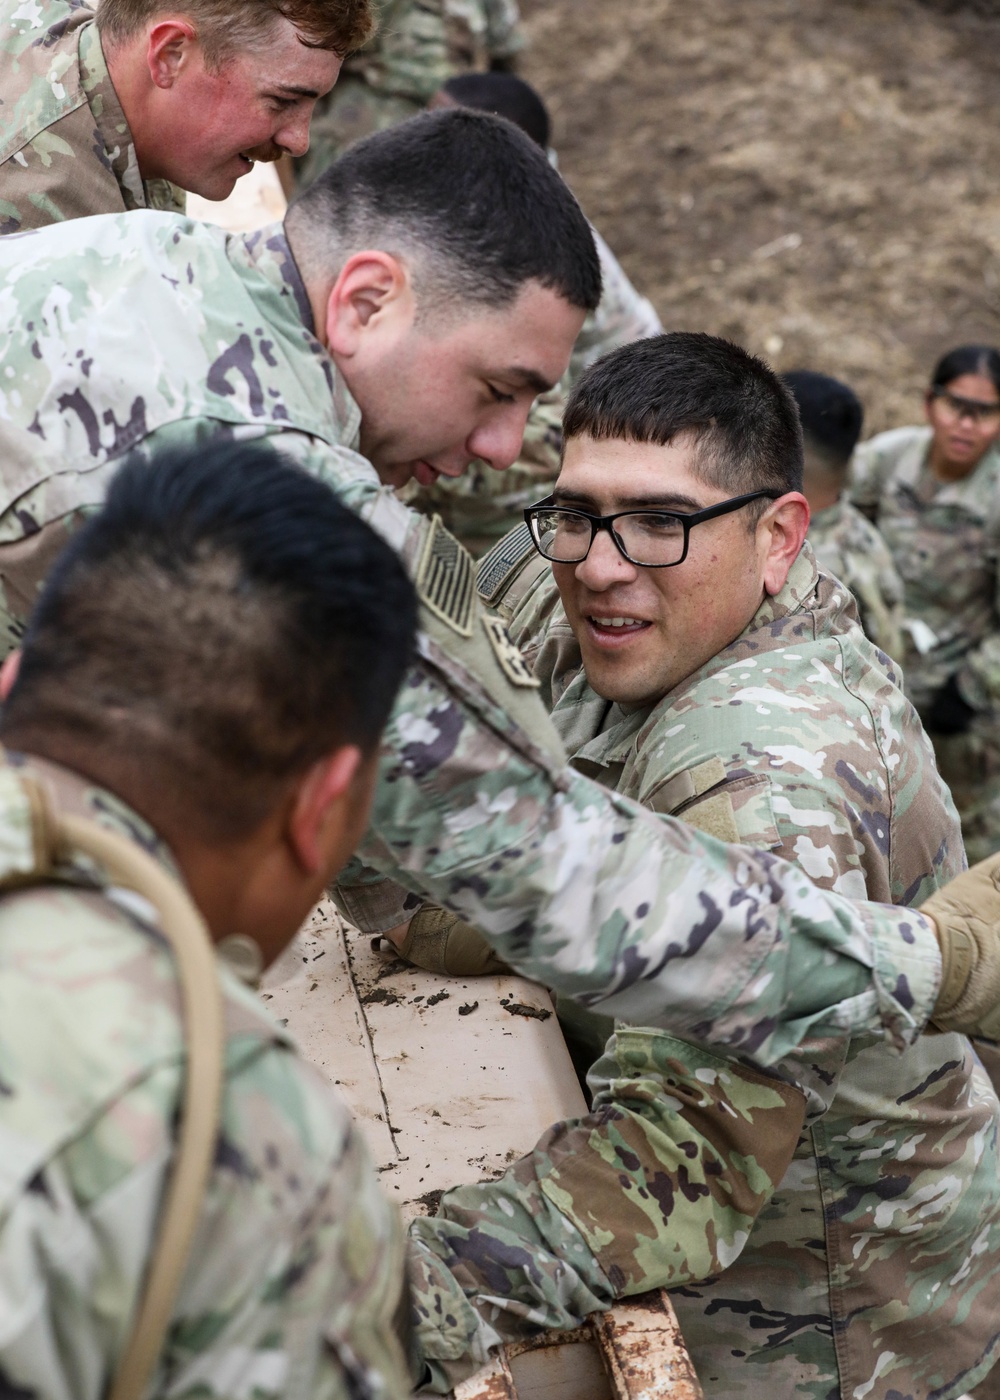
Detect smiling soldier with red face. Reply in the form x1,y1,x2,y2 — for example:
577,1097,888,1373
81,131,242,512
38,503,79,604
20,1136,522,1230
0,0,368,233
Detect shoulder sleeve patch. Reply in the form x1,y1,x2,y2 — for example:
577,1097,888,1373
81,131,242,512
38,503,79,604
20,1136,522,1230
415,514,475,637
476,521,536,605
482,615,540,688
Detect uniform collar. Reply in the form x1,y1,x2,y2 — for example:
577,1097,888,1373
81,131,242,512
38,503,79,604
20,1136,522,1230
77,19,150,211
236,224,364,452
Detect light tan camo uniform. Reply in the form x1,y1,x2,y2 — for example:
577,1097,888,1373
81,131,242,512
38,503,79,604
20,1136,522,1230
0,208,962,1163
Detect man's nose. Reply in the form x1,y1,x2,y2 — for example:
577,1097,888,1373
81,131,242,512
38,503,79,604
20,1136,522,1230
467,404,531,472
575,527,638,588
277,109,312,159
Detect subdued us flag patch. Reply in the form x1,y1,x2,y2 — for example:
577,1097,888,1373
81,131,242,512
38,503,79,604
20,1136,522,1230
416,515,475,637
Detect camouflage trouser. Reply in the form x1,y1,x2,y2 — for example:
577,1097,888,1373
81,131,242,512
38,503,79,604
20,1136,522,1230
293,77,424,189
929,720,1000,866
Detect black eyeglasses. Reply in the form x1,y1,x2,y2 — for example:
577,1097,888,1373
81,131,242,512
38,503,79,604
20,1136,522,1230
524,489,784,568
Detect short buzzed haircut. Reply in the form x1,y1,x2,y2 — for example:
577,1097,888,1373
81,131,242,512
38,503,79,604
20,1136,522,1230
440,72,552,150
286,109,602,317
96,0,373,63
563,332,804,508
1,442,417,842
783,370,864,477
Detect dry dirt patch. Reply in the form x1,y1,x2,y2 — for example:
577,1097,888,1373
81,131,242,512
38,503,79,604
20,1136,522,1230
521,0,1000,430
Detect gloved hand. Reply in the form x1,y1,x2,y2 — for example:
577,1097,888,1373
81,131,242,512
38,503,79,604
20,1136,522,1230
396,904,511,978
926,672,977,737
921,853,1000,1039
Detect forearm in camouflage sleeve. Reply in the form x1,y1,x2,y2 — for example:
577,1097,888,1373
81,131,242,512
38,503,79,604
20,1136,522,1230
407,1031,806,1389
351,638,941,1065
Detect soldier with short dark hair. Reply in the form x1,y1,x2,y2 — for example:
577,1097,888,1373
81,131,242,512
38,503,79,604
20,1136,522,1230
407,334,1000,1399
784,367,904,658
0,439,419,1399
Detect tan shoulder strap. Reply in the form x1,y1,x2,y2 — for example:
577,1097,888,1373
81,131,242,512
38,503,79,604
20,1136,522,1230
42,805,224,1400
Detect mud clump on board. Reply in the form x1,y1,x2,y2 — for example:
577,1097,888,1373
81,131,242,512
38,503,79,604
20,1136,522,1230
522,0,1000,428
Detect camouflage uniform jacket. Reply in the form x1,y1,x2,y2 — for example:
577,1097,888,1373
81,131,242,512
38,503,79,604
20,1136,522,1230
0,751,409,1400
0,211,950,1107
808,495,905,661
0,0,180,234
851,425,1000,715
411,546,1000,1399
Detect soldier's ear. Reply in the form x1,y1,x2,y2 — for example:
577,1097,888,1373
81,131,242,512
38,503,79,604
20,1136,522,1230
145,19,199,89
323,252,414,358
287,745,369,877
761,493,809,597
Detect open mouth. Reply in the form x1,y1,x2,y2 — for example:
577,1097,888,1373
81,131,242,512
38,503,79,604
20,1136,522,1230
237,153,256,172
586,615,651,646
413,460,441,487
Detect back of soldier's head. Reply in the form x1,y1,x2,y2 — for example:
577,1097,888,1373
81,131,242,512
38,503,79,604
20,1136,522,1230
286,109,601,317
438,73,552,150
782,369,863,485
563,332,804,506
0,442,417,842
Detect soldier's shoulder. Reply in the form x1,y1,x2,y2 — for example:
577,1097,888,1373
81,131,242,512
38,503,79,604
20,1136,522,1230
0,0,93,160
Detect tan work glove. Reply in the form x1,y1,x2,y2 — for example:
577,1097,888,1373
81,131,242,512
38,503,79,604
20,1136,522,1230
921,853,1000,1039
396,904,511,978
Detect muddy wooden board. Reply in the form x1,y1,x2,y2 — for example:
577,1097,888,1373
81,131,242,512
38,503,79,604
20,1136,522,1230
262,903,588,1215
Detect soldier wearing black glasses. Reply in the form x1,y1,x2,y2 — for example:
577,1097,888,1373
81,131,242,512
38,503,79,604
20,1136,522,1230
426,330,997,1400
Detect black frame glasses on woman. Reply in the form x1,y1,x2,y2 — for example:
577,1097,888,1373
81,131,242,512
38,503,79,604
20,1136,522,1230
524,489,784,569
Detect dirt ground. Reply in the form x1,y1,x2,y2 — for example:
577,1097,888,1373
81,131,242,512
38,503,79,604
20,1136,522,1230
518,0,1000,433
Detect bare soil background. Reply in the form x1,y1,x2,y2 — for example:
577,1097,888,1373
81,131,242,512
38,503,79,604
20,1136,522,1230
519,0,1000,431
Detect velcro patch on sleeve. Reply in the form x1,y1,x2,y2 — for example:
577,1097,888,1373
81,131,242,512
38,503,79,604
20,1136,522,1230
482,615,540,688
476,521,536,605
415,515,475,638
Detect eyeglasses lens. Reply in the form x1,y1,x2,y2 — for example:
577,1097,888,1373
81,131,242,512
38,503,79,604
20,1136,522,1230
531,509,688,566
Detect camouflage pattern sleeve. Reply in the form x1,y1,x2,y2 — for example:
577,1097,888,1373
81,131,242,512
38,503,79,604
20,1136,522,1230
408,1031,806,1391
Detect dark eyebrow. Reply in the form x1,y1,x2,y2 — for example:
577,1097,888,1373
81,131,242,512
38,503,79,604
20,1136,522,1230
271,83,322,99
552,488,705,513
